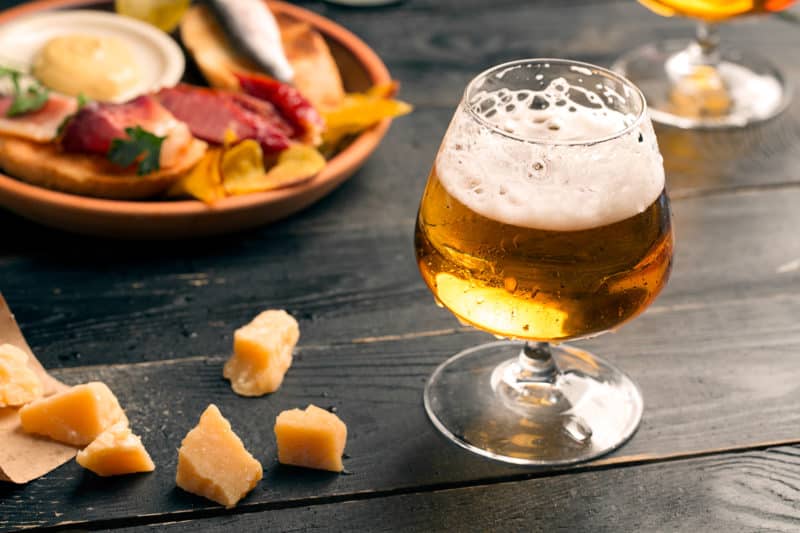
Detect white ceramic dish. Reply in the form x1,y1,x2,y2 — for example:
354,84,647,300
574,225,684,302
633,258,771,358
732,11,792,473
0,9,184,102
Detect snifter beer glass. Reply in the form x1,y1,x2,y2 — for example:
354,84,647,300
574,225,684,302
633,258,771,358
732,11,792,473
614,0,796,128
415,59,673,465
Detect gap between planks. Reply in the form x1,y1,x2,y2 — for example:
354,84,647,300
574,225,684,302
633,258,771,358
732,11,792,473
28,438,800,533
49,286,800,377
48,327,473,376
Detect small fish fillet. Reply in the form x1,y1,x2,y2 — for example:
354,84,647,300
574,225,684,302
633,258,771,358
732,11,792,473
208,0,294,83
0,93,77,142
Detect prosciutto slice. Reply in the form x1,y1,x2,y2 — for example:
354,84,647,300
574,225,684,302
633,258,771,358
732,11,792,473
0,93,77,142
156,84,292,154
60,95,192,168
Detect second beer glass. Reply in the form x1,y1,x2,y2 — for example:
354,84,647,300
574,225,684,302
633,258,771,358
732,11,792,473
415,59,673,465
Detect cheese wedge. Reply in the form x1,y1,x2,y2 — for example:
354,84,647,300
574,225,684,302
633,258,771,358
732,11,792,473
19,382,127,446
76,422,155,477
223,310,299,396
176,404,262,508
274,404,347,472
0,343,43,407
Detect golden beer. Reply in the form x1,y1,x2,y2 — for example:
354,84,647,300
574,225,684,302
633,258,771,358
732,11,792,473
416,59,672,466
415,169,673,342
638,0,796,21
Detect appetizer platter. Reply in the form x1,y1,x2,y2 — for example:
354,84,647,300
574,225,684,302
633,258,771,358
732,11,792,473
0,0,410,238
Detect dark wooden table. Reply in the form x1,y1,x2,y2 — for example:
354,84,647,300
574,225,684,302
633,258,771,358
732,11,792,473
2,0,800,531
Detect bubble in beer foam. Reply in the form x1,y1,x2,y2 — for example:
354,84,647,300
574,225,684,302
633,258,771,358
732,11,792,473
436,78,665,231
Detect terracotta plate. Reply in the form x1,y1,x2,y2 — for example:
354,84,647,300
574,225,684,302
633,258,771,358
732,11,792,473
0,0,392,238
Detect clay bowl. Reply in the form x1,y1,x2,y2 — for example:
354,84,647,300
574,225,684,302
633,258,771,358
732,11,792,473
0,0,392,238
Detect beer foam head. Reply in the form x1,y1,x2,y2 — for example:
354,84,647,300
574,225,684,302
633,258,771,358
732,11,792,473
436,73,665,231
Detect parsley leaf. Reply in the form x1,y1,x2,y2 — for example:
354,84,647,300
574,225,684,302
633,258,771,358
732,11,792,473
107,126,165,176
7,85,50,116
0,66,50,117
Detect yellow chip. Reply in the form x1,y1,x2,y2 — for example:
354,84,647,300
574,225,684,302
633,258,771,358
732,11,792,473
224,144,325,196
167,148,225,204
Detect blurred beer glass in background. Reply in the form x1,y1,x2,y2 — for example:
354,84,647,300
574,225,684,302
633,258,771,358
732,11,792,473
614,0,796,128
415,59,673,465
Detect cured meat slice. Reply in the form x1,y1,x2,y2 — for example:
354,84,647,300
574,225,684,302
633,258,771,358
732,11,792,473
59,95,192,168
0,93,77,142
156,84,291,154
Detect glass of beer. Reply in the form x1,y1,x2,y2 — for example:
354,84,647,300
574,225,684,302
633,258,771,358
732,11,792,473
614,0,795,128
415,59,673,465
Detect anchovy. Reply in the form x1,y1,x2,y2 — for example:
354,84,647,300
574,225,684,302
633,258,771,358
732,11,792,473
205,0,294,83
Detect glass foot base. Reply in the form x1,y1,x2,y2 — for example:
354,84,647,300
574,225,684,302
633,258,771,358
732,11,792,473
613,40,791,129
424,341,643,466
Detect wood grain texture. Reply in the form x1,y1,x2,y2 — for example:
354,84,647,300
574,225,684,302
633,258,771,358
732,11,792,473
1,0,800,530
2,152,799,370
2,188,800,529
117,445,800,533
1,2,799,370
4,329,800,530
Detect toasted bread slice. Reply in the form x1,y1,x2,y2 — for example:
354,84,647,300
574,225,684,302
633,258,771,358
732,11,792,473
180,4,345,110
274,12,345,111
0,136,207,200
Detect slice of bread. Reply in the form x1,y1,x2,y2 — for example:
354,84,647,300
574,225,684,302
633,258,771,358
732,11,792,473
0,136,207,200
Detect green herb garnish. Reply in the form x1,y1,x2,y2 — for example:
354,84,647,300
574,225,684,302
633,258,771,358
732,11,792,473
108,126,165,176
76,92,90,108
0,66,49,117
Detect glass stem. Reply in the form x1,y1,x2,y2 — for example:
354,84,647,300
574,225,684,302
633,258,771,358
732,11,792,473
694,21,721,66
516,342,559,383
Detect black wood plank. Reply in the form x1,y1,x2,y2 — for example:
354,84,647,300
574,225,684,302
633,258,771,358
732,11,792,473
2,150,799,370
1,3,799,371
117,445,800,533
2,187,800,529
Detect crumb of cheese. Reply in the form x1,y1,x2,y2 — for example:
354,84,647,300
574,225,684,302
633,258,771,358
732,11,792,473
76,421,155,476
0,343,43,407
274,404,347,472
223,310,299,396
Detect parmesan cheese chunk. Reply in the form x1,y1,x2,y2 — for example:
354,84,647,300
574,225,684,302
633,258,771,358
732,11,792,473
76,422,155,476
223,310,299,396
0,343,43,407
274,404,347,472
19,382,127,446
176,404,263,508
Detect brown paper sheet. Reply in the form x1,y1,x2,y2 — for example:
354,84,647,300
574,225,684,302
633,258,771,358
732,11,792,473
0,294,77,484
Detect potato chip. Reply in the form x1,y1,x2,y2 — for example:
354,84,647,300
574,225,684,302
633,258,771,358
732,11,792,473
322,86,412,145
224,144,325,196
167,147,225,204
